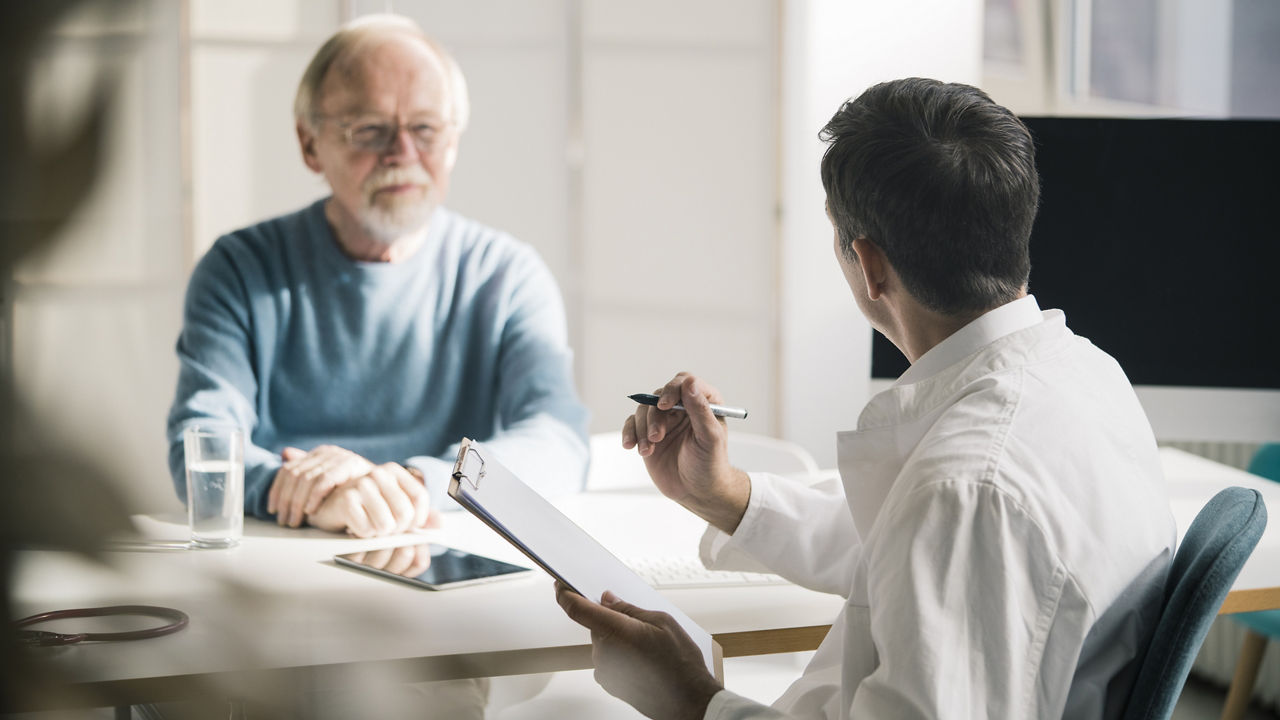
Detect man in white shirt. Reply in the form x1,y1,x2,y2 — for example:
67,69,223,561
555,78,1176,719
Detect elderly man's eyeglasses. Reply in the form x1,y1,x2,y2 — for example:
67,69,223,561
317,115,450,154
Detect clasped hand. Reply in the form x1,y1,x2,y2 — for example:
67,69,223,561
268,445,436,537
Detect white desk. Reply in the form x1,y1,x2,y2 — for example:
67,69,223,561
1159,446,1280,614
9,491,840,711
10,447,1279,711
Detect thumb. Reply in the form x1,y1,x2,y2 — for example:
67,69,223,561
281,446,306,461
600,591,665,624
680,377,722,447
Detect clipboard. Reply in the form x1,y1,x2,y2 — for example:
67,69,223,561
448,437,721,676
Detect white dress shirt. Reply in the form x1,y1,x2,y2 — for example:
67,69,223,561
701,296,1176,719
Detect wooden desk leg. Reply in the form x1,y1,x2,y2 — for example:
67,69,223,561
1220,630,1268,720
712,639,725,683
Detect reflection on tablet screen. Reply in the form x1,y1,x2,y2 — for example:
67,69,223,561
335,543,531,590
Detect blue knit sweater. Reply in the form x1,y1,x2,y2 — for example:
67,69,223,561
167,199,589,519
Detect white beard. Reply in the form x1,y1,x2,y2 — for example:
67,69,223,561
358,166,437,244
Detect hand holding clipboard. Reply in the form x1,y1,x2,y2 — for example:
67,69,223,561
447,438,720,676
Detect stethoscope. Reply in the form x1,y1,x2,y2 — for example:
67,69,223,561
14,605,189,647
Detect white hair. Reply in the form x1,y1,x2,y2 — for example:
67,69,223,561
293,14,470,131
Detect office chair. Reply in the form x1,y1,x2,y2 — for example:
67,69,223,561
1220,444,1280,720
1122,486,1268,720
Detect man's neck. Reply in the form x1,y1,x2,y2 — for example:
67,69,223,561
895,308,979,364
324,199,428,263
887,291,1027,363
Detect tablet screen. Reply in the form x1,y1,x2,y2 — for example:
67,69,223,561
335,543,532,590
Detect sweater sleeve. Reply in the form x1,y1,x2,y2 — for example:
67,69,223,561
165,239,281,519
404,244,589,507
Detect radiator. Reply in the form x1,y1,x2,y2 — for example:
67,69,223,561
1163,441,1279,713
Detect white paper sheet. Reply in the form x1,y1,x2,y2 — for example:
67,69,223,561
448,438,716,673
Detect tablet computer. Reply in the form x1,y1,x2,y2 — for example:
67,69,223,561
335,543,532,590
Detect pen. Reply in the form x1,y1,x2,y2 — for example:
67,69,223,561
627,393,749,420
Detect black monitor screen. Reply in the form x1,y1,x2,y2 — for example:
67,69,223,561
871,116,1280,389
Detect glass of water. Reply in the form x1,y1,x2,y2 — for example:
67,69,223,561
183,425,244,548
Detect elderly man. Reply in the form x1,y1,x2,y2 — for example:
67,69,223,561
167,14,588,538
555,79,1176,720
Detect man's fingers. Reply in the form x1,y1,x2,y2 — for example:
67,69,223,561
601,590,675,627
271,469,300,524
362,470,404,536
381,463,425,533
341,486,375,538
657,373,690,411
281,446,307,462
423,509,443,529
621,415,638,450
554,582,644,638
286,446,329,477
680,375,725,447
303,470,349,514
633,406,651,455
285,474,318,527
267,472,281,514
644,404,668,444
393,465,431,529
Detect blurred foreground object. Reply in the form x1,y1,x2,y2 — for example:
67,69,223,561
2,0,139,710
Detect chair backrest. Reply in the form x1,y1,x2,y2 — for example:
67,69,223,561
1122,486,1268,720
1248,443,1280,484
726,433,821,477
586,432,653,491
585,431,823,491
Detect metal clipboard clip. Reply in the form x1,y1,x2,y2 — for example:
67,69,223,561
452,439,487,492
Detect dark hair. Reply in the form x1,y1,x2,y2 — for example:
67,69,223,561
819,78,1039,315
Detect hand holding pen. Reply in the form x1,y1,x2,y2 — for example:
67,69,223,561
622,373,753,534
627,394,748,420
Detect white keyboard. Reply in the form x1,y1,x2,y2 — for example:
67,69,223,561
625,556,789,589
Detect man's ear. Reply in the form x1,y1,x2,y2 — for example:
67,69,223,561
851,237,889,301
297,120,323,173
442,132,460,171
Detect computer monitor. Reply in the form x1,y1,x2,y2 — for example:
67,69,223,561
870,116,1280,443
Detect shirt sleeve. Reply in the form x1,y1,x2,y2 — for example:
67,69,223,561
700,472,860,596
848,478,1070,719
704,690,791,720
165,240,281,519
403,244,588,508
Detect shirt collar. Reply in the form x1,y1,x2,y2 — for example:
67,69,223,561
894,294,1043,387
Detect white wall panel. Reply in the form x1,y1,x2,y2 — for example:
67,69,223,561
358,0,566,43
191,45,328,255
581,49,774,313
12,294,184,513
19,40,181,284
579,0,778,436
583,0,772,46
582,307,774,436
191,0,339,41
443,46,571,286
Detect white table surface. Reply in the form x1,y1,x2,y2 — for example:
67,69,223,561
1159,446,1280,612
11,489,841,709
12,447,1277,709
